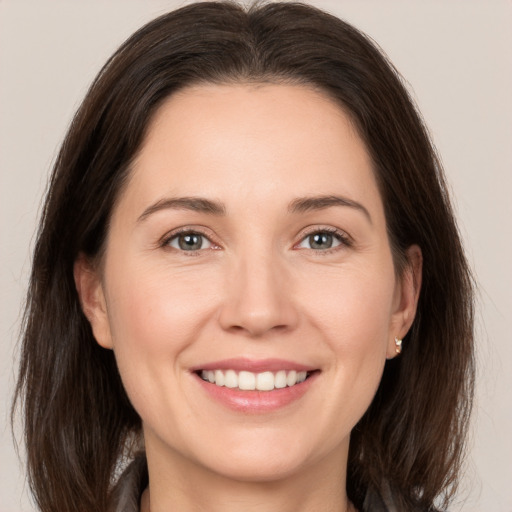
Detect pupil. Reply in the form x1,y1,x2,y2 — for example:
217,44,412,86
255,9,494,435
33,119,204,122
179,234,202,250
310,233,332,249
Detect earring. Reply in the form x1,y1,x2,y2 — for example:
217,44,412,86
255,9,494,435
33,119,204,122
394,337,403,354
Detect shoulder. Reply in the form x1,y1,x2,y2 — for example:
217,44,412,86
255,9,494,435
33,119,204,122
362,486,396,512
107,453,148,512
362,485,440,512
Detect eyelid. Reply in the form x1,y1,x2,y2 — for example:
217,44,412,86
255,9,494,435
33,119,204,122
158,224,352,253
159,226,221,251
294,226,352,251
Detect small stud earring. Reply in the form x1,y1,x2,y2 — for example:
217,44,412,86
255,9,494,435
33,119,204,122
394,337,403,354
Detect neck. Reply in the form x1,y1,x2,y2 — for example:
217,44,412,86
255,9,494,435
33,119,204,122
142,436,355,512
142,485,356,512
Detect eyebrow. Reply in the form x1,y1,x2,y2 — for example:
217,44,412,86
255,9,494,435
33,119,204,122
137,194,371,223
137,196,226,222
288,195,372,223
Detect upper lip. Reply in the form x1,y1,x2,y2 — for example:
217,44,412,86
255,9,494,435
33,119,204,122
190,358,317,373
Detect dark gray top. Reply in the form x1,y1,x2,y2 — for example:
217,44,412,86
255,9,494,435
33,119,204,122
108,454,398,512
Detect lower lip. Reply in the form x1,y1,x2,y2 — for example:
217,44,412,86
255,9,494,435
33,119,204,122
194,372,319,413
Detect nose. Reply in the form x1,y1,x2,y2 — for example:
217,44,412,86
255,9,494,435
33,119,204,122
218,251,299,338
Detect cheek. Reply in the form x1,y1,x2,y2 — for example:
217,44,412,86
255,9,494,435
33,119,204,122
107,261,212,342
299,261,396,349
103,262,222,424
296,258,396,411
103,260,221,396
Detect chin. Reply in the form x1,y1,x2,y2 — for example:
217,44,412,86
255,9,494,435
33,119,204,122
202,454,308,484
187,431,333,484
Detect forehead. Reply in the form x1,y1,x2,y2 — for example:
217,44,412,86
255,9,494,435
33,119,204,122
121,83,383,222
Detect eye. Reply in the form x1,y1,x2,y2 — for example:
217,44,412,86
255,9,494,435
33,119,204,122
296,230,347,251
166,231,213,251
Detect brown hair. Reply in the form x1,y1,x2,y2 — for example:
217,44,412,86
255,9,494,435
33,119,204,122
13,2,474,511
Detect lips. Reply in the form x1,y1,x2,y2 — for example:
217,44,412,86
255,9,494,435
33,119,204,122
191,358,319,412
193,357,316,373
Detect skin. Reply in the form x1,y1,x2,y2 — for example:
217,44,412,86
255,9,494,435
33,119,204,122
75,83,421,512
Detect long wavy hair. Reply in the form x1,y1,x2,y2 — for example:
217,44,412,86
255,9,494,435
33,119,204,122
13,2,474,511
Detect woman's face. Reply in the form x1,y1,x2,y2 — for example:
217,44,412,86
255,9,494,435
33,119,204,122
78,83,418,484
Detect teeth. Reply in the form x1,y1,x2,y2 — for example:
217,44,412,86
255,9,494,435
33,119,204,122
224,369,237,388
200,369,310,391
256,371,274,391
286,370,297,387
214,369,224,386
239,371,256,390
275,370,287,389
297,371,307,383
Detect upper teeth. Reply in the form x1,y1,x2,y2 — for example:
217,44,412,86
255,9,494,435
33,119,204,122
200,369,308,391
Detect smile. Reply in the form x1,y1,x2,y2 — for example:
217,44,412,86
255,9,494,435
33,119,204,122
192,358,319,412
199,369,309,391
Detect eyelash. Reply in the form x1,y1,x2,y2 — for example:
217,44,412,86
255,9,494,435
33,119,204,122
295,226,352,254
160,227,219,255
160,226,352,255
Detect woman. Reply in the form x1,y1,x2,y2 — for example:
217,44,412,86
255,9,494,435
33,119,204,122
13,2,474,511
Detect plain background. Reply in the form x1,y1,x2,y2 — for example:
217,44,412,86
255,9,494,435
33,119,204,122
1,1,511,510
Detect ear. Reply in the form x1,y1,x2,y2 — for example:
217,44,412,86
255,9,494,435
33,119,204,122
74,253,113,350
387,245,423,359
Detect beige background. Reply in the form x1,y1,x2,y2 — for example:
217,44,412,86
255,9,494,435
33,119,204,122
1,1,511,510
